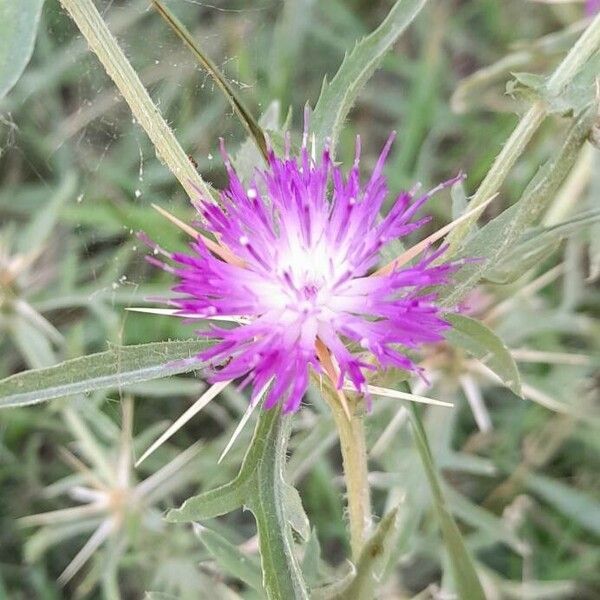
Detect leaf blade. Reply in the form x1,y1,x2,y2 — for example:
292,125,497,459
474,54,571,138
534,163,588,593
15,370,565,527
0,0,45,99
151,0,268,161
0,340,210,407
409,405,486,600
194,524,264,593
445,313,522,397
311,0,427,153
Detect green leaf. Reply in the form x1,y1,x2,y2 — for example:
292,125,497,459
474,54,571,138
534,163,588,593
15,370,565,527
283,483,311,541
486,208,600,283
330,509,400,600
0,339,210,408
17,173,77,254
445,313,522,397
300,529,322,588
165,408,280,522
409,405,486,600
526,473,600,537
508,53,600,117
151,0,268,161
168,407,309,600
444,486,526,554
251,411,309,600
588,151,600,280
0,0,44,99
443,105,597,305
484,239,560,284
311,0,427,153
194,524,264,593
232,101,282,183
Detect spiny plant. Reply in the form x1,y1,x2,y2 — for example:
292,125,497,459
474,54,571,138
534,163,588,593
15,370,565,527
1,1,599,599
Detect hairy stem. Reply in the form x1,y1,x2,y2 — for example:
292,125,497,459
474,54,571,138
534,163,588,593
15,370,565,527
446,12,600,251
58,0,212,201
324,387,372,560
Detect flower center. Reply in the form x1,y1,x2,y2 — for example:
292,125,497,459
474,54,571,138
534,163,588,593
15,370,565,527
301,283,319,300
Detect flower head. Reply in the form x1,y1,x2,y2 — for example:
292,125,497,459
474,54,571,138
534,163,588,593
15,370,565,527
586,0,600,16
148,134,463,413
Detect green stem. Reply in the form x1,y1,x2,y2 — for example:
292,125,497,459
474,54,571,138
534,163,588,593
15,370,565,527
446,12,600,252
58,0,212,201
252,410,309,600
546,13,600,95
324,389,372,561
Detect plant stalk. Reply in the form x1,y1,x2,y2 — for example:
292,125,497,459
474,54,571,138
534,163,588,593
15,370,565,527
58,0,212,201
446,12,600,252
324,387,372,560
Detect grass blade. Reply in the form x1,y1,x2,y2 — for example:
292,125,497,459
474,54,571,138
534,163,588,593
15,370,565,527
193,524,264,593
409,405,486,600
151,0,268,161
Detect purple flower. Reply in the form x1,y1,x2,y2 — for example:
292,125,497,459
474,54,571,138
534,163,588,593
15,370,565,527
586,0,600,15
149,134,463,413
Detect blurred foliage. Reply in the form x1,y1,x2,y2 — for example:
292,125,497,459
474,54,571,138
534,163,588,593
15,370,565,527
0,0,599,598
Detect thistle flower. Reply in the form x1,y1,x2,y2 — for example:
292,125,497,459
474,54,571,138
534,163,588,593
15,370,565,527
586,0,600,15
148,134,465,414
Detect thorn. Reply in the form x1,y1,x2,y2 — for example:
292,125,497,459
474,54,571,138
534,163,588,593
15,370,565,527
151,203,245,267
374,192,498,276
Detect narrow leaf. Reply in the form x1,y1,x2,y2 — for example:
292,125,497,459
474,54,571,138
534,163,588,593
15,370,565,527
193,524,264,593
409,405,486,600
445,313,522,397
487,208,600,283
526,472,600,537
283,483,310,541
311,0,427,153
167,407,309,599
442,105,597,304
166,407,282,523
0,340,210,407
248,409,309,600
152,0,268,160
166,478,248,522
